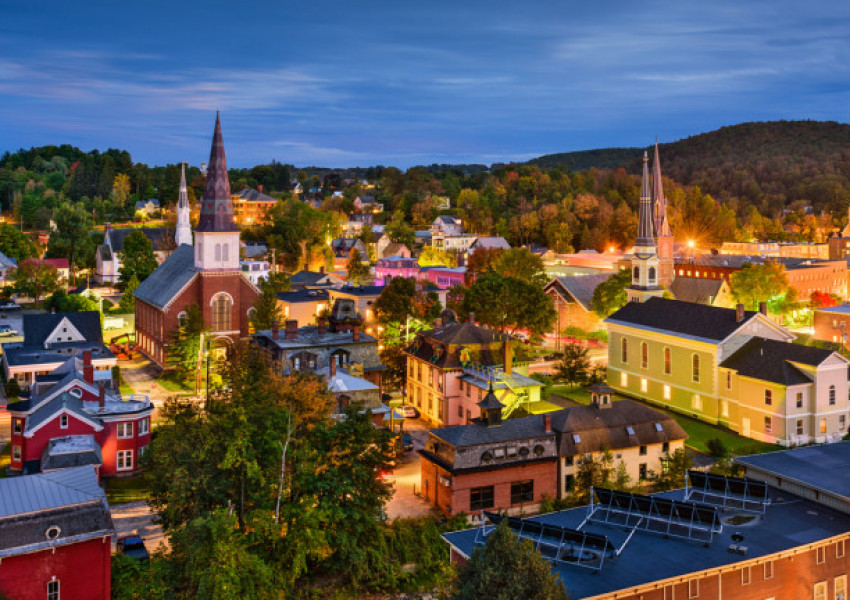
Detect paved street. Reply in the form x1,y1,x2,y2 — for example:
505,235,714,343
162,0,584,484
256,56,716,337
110,501,168,553
384,417,438,520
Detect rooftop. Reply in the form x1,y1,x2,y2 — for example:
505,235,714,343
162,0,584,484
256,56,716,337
547,273,614,310
442,486,850,599
720,337,837,385
276,289,330,304
669,276,726,304
815,305,850,315
736,442,850,500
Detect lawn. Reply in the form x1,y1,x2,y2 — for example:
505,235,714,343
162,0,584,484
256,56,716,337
106,476,150,505
545,384,778,457
156,376,193,393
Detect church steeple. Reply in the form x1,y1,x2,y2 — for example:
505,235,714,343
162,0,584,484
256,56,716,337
196,112,239,233
627,151,664,304
175,162,192,247
652,142,672,238
194,113,241,272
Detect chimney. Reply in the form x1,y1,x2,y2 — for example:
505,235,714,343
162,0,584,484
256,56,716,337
503,339,514,375
736,303,745,323
468,312,475,324
544,413,552,433
257,184,264,194
317,317,326,334
319,265,325,274
285,320,298,340
353,325,360,342
83,350,93,384
330,357,337,378
759,301,767,316
272,320,279,340
98,381,106,408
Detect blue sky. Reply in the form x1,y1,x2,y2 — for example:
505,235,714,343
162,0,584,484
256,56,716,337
2,0,850,168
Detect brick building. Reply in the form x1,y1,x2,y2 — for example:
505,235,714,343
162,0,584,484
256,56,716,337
7,352,152,476
0,466,114,600
813,304,850,346
134,113,260,365
231,186,276,227
544,273,612,334
442,444,850,599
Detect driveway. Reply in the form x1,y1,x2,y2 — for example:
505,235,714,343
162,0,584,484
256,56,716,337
384,417,438,520
110,501,168,553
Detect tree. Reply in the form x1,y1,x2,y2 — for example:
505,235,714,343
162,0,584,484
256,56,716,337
119,274,139,313
0,223,37,262
553,344,590,389
45,202,90,282
573,450,615,503
12,260,60,307
385,210,416,247
729,261,791,311
452,521,569,600
119,230,158,286
462,272,555,338
496,247,546,286
112,173,131,206
419,246,457,267
346,247,371,285
374,276,442,326
590,269,630,317
165,303,206,386
465,247,503,279
648,448,693,491
251,280,282,330
45,289,99,313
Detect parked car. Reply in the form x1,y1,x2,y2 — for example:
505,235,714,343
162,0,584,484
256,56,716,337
0,302,18,311
116,535,149,561
103,316,125,330
402,433,414,452
398,405,420,419
0,324,17,337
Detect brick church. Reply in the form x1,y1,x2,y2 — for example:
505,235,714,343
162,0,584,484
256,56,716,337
134,114,260,366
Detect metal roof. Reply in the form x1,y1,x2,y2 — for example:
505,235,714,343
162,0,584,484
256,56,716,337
0,465,105,518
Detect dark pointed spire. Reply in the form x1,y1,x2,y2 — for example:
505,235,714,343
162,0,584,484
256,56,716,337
636,151,655,247
652,141,672,237
196,113,239,232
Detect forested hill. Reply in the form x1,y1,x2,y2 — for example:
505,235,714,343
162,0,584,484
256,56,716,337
530,120,850,215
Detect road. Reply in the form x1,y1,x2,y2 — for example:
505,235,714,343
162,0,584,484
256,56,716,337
384,417,438,520
110,501,168,553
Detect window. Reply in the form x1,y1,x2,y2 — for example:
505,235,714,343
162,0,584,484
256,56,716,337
470,486,494,511
639,463,647,480
726,370,732,389
764,416,772,434
633,266,639,280
465,381,471,397
841,415,847,430
692,354,700,382
457,404,463,419
565,455,574,466
741,565,751,585
797,392,804,409
47,579,60,600
648,267,656,282
565,474,575,491
211,293,232,331
117,450,134,471
332,349,350,366
493,448,506,460
764,389,773,406
814,581,827,600
177,311,188,327
620,372,628,387
836,575,847,600
837,539,846,558
820,418,827,434
692,394,702,411
60,414,68,429
797,419,804,436
830,385,837,406
639,445,647,456
817,546,826,564
139,418,149,435
641,342,648,369
640,378,648,393
763,559,774,579
663,385,671,400
12,445,20,461
688,579,699,598
721,399,729,418
117,422,133,438
662,442,670,453
12,418,21,434
511,480,534,504
621,338,628,363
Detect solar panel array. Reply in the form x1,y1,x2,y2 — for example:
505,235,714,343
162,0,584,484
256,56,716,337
685,470,768,513
480,511,615,571
590,487,722,543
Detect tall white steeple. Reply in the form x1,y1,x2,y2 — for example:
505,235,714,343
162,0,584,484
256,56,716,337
175,162,193,247
626,151,664,304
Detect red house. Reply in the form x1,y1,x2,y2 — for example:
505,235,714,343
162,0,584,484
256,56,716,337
134,113,260,366
0,465,114,600
7,352,153,476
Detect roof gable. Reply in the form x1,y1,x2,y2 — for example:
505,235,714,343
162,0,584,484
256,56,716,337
23,312,103,347
133,244,197,309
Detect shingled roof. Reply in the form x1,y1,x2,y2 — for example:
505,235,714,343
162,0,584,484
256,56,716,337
606,297,759,342
23,311,103,347
547,273,613,310
720,338,838,385
403,321,508,368
669,277,726,305
133,244,196,309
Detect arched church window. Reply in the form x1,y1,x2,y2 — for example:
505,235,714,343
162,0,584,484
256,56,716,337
215,244,222,262
177,312,188,328
211,293,232,331
633,266,639,279
222,243,229,262
648,267,656,282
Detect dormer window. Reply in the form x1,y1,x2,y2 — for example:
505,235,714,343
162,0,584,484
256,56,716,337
573,433,581,444
626,426,635,436
68,388,83,399
60,414,68,429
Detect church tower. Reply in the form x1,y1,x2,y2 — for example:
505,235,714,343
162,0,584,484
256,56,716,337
652,142,675,286
627,152,664,303
175,162,193,247
194,113,241,272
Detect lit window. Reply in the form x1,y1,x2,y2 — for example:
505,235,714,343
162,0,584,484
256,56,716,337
12,445,20,461
620,372,628,387
211,294,232,332
664,347,671,375
641,343,648,369
764,416,772,434
797,392,804,409
663,385,671,400
721,400,729,418
820,418,827,434
640,378,648,393
692,354,700,382
692,395,702,411
13,418,21,434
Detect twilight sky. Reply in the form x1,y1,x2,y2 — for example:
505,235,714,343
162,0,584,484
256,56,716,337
2,1,850,169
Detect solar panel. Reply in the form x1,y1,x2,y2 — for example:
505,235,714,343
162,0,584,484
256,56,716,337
685,470,768,513
590,488,722,543
480,511,616,571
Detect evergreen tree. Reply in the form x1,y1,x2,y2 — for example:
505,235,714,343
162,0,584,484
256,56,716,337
553,344,590,390
165,303,206,385
346,247,371,285
119,230,158,286
250,280,282,330
119,274,139,313
452,521,569,600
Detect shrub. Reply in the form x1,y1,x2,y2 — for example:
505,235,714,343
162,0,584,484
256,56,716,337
706,438,728,459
